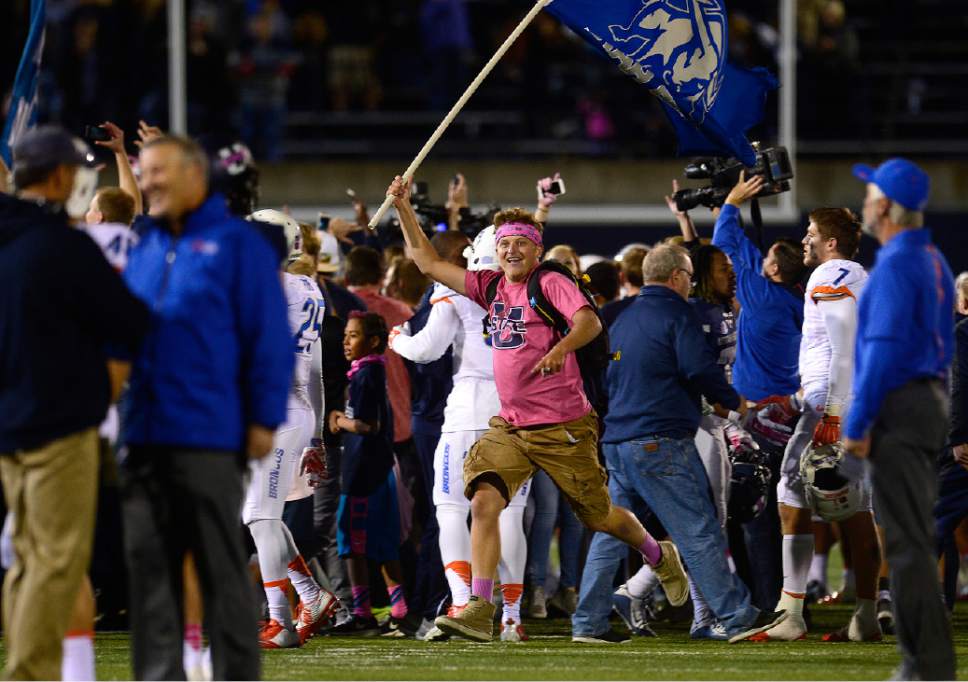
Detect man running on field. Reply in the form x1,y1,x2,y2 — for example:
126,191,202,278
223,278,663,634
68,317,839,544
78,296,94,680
387,176,687,642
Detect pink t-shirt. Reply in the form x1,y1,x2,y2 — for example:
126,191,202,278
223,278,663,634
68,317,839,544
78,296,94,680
465,269,592,427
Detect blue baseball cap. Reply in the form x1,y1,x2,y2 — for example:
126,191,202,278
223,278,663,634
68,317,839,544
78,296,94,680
852,158,930,211
12,125,96,173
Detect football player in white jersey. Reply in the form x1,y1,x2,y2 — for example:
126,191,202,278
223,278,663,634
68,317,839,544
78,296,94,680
389,227,532,642
242,209,338,648
751,207,882,642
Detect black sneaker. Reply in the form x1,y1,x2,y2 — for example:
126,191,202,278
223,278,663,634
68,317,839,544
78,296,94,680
381,613,421,638
728,610,788,643
572,628,632,644
331,614,381,636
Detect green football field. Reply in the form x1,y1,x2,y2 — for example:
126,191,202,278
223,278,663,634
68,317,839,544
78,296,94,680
6,602,964,681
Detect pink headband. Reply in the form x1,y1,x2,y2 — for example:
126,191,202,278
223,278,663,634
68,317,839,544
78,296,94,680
495,222,543,247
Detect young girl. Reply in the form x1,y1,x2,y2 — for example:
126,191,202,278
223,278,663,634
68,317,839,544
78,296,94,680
329,312,410,635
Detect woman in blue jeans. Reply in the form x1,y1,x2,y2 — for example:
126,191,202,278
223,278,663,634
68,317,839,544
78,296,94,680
525,470,583,617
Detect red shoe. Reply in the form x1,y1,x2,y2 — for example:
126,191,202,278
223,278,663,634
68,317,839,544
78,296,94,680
822,624,882,642
296,590,340,644
500,619,529,642
747,630,806,642
446,604,466,618
259,619,300,649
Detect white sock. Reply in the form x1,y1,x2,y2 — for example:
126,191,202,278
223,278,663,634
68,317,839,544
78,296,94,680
282,525,321,604
62,633,95,681
779,534,813,616
498,506,527,623
437,503,472,606
626,563,658,599
689,574,713,628
248,518,294,627
878,588,891,602
808,553,828,585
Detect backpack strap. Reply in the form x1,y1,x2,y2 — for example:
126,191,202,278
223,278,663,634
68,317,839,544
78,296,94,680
527,260,586,337
480,272,503,339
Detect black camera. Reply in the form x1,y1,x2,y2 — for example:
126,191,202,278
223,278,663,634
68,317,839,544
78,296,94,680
401,181,496,240
673,146,793,212
84,125,112,143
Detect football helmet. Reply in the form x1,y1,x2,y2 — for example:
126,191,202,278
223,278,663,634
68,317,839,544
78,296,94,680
800,442,863,522
727,439,771,524
463,224,499,271
248,209,301,263
206,139,260,216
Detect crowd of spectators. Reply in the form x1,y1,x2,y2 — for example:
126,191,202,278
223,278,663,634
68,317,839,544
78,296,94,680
0,0,908,160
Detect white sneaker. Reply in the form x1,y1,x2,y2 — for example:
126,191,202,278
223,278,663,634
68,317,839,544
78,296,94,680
500,619,529,642
748,612,806,641
259,619,300,649
421,625,449,641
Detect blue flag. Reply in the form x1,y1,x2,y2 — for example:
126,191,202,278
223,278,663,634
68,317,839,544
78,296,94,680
1,0,46,167
544,0,776,165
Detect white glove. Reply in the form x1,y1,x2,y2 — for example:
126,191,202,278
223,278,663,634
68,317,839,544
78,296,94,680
388,321,411,350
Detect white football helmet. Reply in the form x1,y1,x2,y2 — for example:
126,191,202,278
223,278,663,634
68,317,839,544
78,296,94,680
248,208,301,262
799,442,864,522
464,224,500,271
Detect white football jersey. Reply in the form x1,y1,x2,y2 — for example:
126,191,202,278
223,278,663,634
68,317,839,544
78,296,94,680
80,222,138,272
392,282,499,431
284,272,325,410
799,259,867,396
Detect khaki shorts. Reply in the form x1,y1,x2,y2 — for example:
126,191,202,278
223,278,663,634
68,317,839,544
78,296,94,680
463,412,611,526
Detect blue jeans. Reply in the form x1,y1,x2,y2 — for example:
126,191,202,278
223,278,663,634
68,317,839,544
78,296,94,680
595,437,758,636
572,444,653,636
526,469,582,589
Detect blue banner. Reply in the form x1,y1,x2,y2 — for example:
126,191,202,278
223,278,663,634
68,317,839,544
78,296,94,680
2,0,46,167
544,0,776,164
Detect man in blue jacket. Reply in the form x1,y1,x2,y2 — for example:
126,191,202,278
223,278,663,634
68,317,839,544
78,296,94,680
120,136,292,680
0,126,149,681
843,158,955,680
711,177,807,612
576,244,786,644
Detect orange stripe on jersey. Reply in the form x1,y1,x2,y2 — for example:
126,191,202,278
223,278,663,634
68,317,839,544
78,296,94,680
263,579,288,590
430,296,454,305
810,285,855,304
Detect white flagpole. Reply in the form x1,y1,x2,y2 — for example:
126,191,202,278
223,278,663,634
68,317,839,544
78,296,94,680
168,0,187,134
368,0,553,229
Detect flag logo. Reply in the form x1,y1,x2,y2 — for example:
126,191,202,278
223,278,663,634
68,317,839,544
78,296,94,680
604,0,725,123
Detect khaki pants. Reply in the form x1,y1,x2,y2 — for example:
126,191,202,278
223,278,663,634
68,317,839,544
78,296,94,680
1,428,98,681
463,412,611,527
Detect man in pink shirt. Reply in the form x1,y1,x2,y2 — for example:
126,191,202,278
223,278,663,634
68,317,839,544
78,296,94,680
387,176,688,642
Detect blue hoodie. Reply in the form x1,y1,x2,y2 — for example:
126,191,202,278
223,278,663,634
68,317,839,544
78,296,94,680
122,195,292,451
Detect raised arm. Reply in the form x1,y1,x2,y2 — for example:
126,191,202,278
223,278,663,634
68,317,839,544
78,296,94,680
665,179,699,246
94,121,143,216
712,172,766,272
388,176,467,294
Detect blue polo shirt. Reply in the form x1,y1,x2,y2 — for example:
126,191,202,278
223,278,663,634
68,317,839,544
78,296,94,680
712,205,803,401
341,361,396,496
846,228,954,439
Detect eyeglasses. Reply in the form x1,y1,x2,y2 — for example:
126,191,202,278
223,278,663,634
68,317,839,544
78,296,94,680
676,267,696,288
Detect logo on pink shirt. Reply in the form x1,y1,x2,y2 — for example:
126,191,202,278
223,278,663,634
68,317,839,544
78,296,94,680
490,303,527,349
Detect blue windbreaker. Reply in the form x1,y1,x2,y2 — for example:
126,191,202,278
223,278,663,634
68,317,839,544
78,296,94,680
712,204,803,400
122,195,292,451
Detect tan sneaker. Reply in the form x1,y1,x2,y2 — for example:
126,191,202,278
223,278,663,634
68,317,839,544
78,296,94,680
434,595,496,642
653,541,689,607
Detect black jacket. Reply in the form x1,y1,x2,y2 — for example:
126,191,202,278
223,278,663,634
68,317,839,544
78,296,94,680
0,193,149,452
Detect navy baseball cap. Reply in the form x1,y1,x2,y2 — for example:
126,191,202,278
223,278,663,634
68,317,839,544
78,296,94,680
852,157,930,211
12,125,96,172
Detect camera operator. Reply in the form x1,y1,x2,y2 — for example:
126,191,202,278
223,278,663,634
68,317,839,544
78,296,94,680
711,172,807,613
